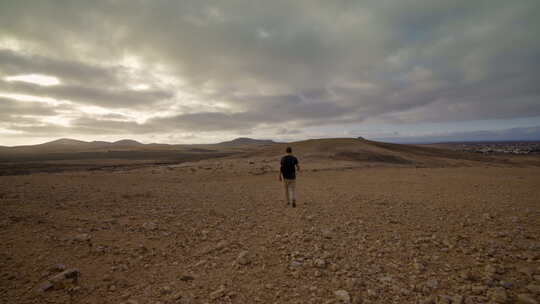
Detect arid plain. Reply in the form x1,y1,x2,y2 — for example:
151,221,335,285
1,138,539,304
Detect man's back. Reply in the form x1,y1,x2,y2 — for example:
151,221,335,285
280,154,298,180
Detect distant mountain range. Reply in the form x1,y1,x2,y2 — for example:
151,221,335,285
40,138,143,147
0,137,276,154
217,137,275,146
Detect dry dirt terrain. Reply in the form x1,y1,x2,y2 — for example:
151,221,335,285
1,139,539,304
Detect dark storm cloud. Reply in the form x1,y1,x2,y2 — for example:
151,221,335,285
376,126,540,143
0,80,174,108
0,49,119,85
0,97,66,130
0,0,539,138
149,93,351,132
0,97,58,118
7,116,155,136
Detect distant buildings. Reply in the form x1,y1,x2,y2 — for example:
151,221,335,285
453,142,540,155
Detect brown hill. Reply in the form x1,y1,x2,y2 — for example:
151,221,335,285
1,137,529,168
244,137,501,167
112,139,143,147
1,137,275,154
217,137,276,146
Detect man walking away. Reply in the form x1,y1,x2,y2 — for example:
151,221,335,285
279,147,300,208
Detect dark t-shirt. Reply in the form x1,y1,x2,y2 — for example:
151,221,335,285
280,155,298,180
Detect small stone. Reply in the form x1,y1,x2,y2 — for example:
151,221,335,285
290,260,303,268
526,284,540,295
435,295,451,304
471,285,486,295
322,228,332,239
500,280,513,289
459,270,473,280
160,286,172,295
519,266,536,278
420,297,434,304
210,285,226,300
517,293,538,304
485,265,497,275
37,281,54,292
179,275,194,282
142,222,158,231
451,295,464,304
193,260,206,267
109,285,117,292
215,240,229,250
329,263,340,272
178,295,195,304
74,233,91,241
334,290,351,304
488,287,507,303
50,268,80,284
464,296,485,304
236,250,250,265
314,258,327,269
49,264,67,272
167,291,183,301
414,262,426,272
426,279,439,289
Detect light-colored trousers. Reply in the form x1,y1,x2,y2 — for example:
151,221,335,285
283,179,296,203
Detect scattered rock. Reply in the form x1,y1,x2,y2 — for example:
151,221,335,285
142,222,158,231
426,279,439,290
414,261,426,272
519,266,536,278
500,280,513,289
38,268,80,292
420,297,435,304
236,250,250,265
210,285,226,300
74,233,91,242
160,286,172,295
451,294,464,304
334,290,351,304
202,240,229,255
215,240,229,250
48,264,67,273
322,228,332,239
290,260,303,268
435,295,451,304
471,284,486,295
459,270,473,280
487,287,508,303
179,275,194,282
314,258,327,269
485,264,497,275
526,284,540,295
38,281,54,292
329,263,340,272
517,293,538,304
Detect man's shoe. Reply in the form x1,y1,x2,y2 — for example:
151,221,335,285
292,200,296,208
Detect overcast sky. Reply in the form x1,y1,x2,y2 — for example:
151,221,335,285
0,0,539,146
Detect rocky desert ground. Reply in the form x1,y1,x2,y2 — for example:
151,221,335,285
1,138,539,304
